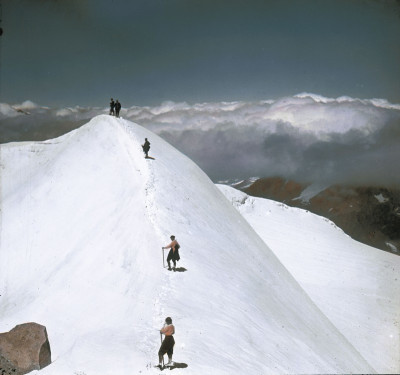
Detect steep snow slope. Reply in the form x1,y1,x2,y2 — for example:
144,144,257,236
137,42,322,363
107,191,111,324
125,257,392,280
219,185,400,374
0,115,374,374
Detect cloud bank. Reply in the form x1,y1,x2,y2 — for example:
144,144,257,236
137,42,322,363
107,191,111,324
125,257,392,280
1,94,400,187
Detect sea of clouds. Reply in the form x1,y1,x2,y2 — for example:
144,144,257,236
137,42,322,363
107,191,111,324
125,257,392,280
1,93,400,187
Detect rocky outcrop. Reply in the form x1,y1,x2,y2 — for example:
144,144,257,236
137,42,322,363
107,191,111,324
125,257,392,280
243,177,400,254
245,177,308,203
0,323,51,375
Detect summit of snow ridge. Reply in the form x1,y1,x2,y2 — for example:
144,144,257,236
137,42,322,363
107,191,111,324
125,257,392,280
0,115,375,374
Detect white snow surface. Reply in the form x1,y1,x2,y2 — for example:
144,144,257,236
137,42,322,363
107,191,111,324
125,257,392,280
219,185,400,374
0,115,389,374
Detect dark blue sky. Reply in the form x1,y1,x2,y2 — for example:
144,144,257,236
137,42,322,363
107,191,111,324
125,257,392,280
1,0,400,106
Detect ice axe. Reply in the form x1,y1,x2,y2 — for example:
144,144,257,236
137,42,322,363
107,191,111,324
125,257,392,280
160,332,165,367
162,247,165,268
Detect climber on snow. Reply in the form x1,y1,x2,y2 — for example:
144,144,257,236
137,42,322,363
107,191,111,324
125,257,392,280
142,138,151,158
115,99,121,118
162,235,180,271
158,317,175,367
109,98,115,116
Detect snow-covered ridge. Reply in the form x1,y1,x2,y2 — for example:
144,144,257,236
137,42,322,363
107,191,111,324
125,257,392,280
0,115,381,374
219,185,400,374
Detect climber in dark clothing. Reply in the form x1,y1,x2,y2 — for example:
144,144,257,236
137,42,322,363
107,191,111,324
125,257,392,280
162,235,180,270
142,138,151,158
109,98,115,116
115,100,121,118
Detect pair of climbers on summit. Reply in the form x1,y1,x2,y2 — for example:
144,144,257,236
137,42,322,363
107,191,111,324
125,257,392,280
109,98,121,117
162,235,180,271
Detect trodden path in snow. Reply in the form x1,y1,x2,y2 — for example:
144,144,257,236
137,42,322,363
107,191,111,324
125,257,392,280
119,119,181,370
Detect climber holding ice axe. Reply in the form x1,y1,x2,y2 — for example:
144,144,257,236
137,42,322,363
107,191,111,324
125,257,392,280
158,317,175,368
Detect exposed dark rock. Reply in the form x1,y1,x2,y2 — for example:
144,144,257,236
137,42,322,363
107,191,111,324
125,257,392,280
243,177,400,254
0,323,51,375
0,354,22,375
245,177,309,203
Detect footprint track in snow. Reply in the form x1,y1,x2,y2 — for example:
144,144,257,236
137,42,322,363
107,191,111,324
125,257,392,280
119,121,177,362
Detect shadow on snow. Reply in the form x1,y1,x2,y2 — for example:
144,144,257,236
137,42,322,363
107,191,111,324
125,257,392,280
167,267,187,272
156,363,188,371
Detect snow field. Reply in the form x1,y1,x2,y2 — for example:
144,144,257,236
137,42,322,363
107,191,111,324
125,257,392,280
0,115,378,374
218,185,400,373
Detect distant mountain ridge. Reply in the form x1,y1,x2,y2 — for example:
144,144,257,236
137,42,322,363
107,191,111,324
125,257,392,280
241,177,400,254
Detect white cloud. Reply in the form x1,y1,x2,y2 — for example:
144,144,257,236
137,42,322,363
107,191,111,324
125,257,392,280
1,94,400,186
0,103,20,118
